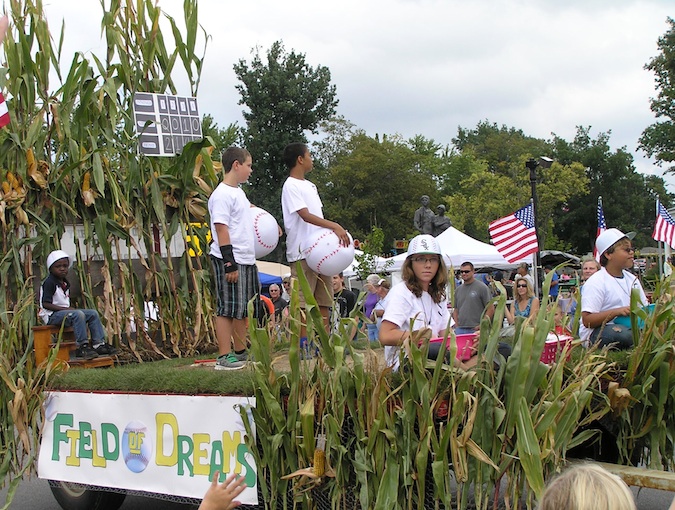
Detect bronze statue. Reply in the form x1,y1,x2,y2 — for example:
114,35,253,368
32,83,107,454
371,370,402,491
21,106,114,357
432,204,452,236
413,195,435,235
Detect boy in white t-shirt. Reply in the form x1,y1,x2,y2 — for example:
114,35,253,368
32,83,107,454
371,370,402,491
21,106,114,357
208,147,260,370
580,228,647,349
281,142,349,342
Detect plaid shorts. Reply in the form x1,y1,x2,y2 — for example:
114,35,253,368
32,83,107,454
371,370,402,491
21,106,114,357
211,256,260,319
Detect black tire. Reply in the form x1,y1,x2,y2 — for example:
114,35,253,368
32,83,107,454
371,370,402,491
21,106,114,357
49,480,127,510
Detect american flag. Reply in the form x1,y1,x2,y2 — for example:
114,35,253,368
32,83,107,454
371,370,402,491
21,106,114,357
593,197,606,259
489,204,539,263
652,201,675,248
0,92,9,128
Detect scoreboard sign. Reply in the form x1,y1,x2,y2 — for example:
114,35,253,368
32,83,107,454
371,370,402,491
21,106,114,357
132,92,203,156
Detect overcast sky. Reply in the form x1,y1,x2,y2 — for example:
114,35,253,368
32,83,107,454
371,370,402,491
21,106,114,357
38,0,675,190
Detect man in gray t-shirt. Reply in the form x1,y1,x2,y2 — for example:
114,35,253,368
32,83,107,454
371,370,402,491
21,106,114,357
453,261,494,335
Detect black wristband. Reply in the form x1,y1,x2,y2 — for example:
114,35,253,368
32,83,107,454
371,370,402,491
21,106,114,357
220,245,237,273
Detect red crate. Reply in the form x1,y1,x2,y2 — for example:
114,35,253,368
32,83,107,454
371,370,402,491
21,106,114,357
540,334,573,364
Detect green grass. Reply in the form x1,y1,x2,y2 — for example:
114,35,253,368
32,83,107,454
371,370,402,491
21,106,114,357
46,341,632,396
48,357,257,395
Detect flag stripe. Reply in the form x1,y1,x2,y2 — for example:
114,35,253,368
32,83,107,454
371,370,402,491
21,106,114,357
653,202,675,248
593,198,607,259
0,92,9,128
489,204,539,263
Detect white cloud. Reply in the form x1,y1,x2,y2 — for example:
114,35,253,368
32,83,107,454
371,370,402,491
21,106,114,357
39,0,675,187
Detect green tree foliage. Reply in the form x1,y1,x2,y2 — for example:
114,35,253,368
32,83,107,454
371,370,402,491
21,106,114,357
453,121,551,180
313,133,440,253
201,114,239,154
553,127,672,253
639,17,675,173
448,123,589,247
233,41,338,220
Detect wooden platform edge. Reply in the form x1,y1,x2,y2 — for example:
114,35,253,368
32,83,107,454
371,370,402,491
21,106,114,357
594,461,675,491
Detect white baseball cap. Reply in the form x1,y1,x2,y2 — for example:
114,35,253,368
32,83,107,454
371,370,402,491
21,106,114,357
595,228,628,262
46,250,71,270
407,234,441,257
366,274,380,285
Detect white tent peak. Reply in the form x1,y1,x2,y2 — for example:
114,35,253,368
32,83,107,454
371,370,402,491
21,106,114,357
384,227,533,272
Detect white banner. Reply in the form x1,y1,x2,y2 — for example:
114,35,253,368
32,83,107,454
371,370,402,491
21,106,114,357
38,392,258,505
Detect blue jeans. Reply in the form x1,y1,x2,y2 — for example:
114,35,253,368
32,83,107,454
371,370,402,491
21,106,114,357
366,323,379,341
48,309,106,346
454,327,478,336
589,323,633,350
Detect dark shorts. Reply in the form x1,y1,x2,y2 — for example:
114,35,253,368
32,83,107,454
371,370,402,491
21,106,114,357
290,259,333,308
211,256,260,319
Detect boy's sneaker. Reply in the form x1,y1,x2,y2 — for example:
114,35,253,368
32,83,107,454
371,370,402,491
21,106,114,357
233,350,250,362
94,343,119,356
214,353,246,371
73,346,99,360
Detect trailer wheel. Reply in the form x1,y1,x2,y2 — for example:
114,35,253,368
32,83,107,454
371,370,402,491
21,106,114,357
49,480,127,510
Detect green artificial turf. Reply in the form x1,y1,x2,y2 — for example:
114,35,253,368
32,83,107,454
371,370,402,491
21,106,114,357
48,356,257,395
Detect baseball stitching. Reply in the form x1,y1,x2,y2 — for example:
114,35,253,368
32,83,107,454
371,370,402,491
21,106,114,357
254,211,275,249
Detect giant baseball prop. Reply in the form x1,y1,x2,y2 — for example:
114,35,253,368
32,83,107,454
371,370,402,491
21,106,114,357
303,228,354,276
251,207,280,259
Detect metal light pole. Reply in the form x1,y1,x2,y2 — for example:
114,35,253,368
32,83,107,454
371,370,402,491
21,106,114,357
525,156,553,296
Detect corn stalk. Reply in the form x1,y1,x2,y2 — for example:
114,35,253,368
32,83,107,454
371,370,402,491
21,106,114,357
242,269,614,509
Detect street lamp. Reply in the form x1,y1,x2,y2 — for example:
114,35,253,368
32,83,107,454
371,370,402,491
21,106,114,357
525,156,553,295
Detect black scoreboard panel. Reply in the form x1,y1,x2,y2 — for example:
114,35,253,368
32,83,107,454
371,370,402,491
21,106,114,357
133,93,202,156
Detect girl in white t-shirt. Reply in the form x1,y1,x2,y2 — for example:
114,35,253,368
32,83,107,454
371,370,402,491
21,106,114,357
379,235,451,371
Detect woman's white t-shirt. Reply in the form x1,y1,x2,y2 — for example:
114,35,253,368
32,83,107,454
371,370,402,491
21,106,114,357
382,281,450,370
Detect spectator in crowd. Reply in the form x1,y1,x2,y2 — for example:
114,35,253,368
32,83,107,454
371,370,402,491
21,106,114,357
332,272,357,318
453,261,494,335
544,265,560,299
371,277,391,335
515,262,534,288
268,283,287,323
281,275,291,301
504,276,539,324
363,274,381,341
580,256,601,285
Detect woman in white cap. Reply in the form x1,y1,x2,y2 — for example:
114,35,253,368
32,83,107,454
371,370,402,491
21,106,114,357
580,228,647,349
379,234,450,370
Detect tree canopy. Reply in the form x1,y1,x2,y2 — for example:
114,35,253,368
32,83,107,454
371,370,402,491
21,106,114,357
233,41,338,221
639,17,675,173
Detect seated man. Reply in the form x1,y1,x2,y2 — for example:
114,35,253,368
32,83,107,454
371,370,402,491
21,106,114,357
39,250,118,360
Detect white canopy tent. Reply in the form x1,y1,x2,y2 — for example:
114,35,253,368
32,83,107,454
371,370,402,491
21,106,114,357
343,250,390,279
383,227,534,272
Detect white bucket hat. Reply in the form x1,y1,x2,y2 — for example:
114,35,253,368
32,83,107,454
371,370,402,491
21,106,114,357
407,234,441,257
595,228,627,262
46,250,71,270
